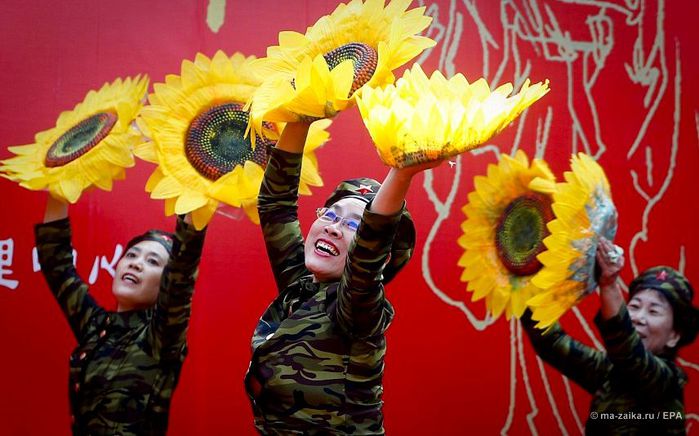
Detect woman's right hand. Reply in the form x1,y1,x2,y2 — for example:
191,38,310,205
44,193,68,223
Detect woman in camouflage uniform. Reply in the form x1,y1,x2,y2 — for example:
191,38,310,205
522,237,699,435
36,196,207,435
245,122,439,434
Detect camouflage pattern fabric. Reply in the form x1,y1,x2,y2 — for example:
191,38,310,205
246,147,402,434
521,306,688,435
35,216,206,435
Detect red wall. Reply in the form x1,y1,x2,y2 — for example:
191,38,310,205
1,1,697,434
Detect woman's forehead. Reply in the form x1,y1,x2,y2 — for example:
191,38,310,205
631,288,671,307
329,197,367,214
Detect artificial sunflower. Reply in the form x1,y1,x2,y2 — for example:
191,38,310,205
356,64,550,167
246,0,435,140
136,51,330,229
0,75,148,203
457,150,556,320
528,153,618,329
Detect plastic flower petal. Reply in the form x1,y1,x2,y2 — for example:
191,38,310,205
457,150,556,320
0,76,148,203
136,51,330,229
528,153,618,329
247,0,435,139
356,64,550,167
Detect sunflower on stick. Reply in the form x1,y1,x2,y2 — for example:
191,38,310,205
527,153,618,329
136,51,330,230
458,151,556,320
0,75,149,203
246,0,436,142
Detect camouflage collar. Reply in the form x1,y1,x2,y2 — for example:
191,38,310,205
109,309,151,330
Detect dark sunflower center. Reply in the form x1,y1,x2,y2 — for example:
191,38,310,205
44,112,118,168
324,42,378,97
495,193,553,276
185,103,275,181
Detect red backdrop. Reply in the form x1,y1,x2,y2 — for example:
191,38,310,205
1,0,698,434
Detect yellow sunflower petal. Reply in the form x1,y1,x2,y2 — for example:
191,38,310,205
190,201,218,230
151,175,183,199
242,199,261,225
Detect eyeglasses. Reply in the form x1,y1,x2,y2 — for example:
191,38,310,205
315,208,360,231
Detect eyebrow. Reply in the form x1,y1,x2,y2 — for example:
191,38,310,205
147,252,165,261
127,246,165,261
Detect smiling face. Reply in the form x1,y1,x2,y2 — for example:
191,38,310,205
628,288,680,355
112,240,169,312
304,197,367,282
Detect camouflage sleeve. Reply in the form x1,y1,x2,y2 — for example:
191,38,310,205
521,309,608,394
257,147,308,292
150,216,207,362
595,304,683,394
34,218,101,340
335,202,400,340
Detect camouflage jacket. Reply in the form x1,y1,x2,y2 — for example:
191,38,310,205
35,216,206,435
522,306,687,435
245,148,401,435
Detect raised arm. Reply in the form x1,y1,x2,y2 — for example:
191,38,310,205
257,122,311,291
336,162,438,339
150,215,207,362
595,239,684,395
35,194,102,340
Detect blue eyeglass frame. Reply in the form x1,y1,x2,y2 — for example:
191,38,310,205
315,207,360,231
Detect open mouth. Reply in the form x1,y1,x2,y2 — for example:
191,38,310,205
315,239,339,257
121,273,140,285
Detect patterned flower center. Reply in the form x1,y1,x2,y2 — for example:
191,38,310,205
495,194,553,276
44,112,117,168
324,42,378,97
186,103,275,181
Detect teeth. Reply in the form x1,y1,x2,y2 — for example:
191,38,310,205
315,240,338,256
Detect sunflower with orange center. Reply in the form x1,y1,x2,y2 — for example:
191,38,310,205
457,151,556,320
246,0,435,140
528,153,617,329
0,76,148,203
136,51,330,229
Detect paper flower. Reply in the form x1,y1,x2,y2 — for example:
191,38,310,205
246,0,435,140
356,64,550,167
136,51,329,229
0,76,148,203
457,150,556,320
528,153,618,329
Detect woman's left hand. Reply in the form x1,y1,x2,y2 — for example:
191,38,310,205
392,159,444,179
596,237,625,288
596,237,627,319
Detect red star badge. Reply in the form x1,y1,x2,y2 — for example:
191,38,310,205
656,270,668,281
357,184,373,195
